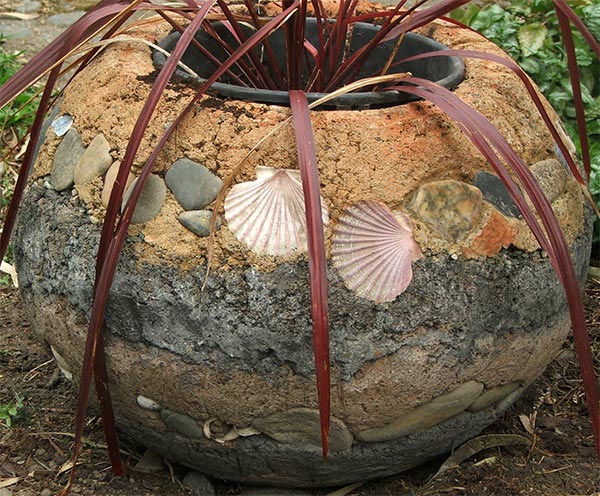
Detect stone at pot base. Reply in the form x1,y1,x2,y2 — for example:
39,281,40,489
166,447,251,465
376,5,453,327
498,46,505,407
182,471,216,496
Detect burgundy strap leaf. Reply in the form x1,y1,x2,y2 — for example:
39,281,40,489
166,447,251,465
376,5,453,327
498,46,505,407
393,49,588,187
61,4,218,494
553,0,600,59
289,90,330,459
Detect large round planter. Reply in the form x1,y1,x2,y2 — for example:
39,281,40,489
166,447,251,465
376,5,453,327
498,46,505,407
14,15,592,488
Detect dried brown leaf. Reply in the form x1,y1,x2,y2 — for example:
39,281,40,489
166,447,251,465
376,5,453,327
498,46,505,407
430,434,530,481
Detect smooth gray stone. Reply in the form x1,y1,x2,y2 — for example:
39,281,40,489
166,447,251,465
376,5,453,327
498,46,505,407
178,210,221,237
240,488,311,496
165,158,223,210
73,133,112,185
121,174,166,224
467,382,521,413
160,409,204,440
182,471,216,496
474,171,520,218
251,408,353,452
51,128,85,191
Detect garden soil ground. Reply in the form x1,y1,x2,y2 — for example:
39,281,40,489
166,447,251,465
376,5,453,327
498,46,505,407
1,279,600,496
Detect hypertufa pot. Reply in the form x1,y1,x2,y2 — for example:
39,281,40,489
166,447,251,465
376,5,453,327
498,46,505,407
14,16,592,487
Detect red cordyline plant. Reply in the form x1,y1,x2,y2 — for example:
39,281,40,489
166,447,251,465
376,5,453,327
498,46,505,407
0,0,599,493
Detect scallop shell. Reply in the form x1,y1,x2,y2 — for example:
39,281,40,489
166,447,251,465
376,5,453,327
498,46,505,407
136,395,162,411
51,114,73,137
332,200,422,303
224,166,329,256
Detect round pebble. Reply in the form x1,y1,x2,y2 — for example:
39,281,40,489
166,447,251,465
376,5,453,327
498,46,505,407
182,471,216,496
136,395,162,411
178,210,221,237
51,128,85,191
165,158,223,210
121,174,167,224
73,133,112,185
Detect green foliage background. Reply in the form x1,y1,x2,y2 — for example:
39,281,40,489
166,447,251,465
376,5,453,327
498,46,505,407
0,40,38,138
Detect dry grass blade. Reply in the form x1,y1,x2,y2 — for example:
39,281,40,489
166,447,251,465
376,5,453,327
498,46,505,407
0,478,20,488
325,481,365,496
0,12,38,20
0,260,18,287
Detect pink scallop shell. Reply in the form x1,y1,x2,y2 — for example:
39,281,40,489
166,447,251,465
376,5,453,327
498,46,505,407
224,166,329,256
332,200,422,303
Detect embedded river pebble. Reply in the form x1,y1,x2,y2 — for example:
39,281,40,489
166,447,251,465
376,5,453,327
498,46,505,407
160,409,205,440
73,133,112,185
474,171,520,217
355,381,484,443
251,408,354,453
467,382,521,413
50,127,85,191
408,180,484,242
182,471,217,496
165,158,223,210
121,174,167,224
178,210,221,237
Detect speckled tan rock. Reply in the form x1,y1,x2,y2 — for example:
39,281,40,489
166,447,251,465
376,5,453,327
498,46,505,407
530,158,568,204
408,180,484,242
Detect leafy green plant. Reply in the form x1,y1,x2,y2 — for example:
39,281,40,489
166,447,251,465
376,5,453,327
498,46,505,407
1,39,39,273
0,392,25,428
0,1,598,494
0,39,39,139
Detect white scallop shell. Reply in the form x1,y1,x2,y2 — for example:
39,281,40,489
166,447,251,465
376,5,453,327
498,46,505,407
332,200,422,303
224,166,329,256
